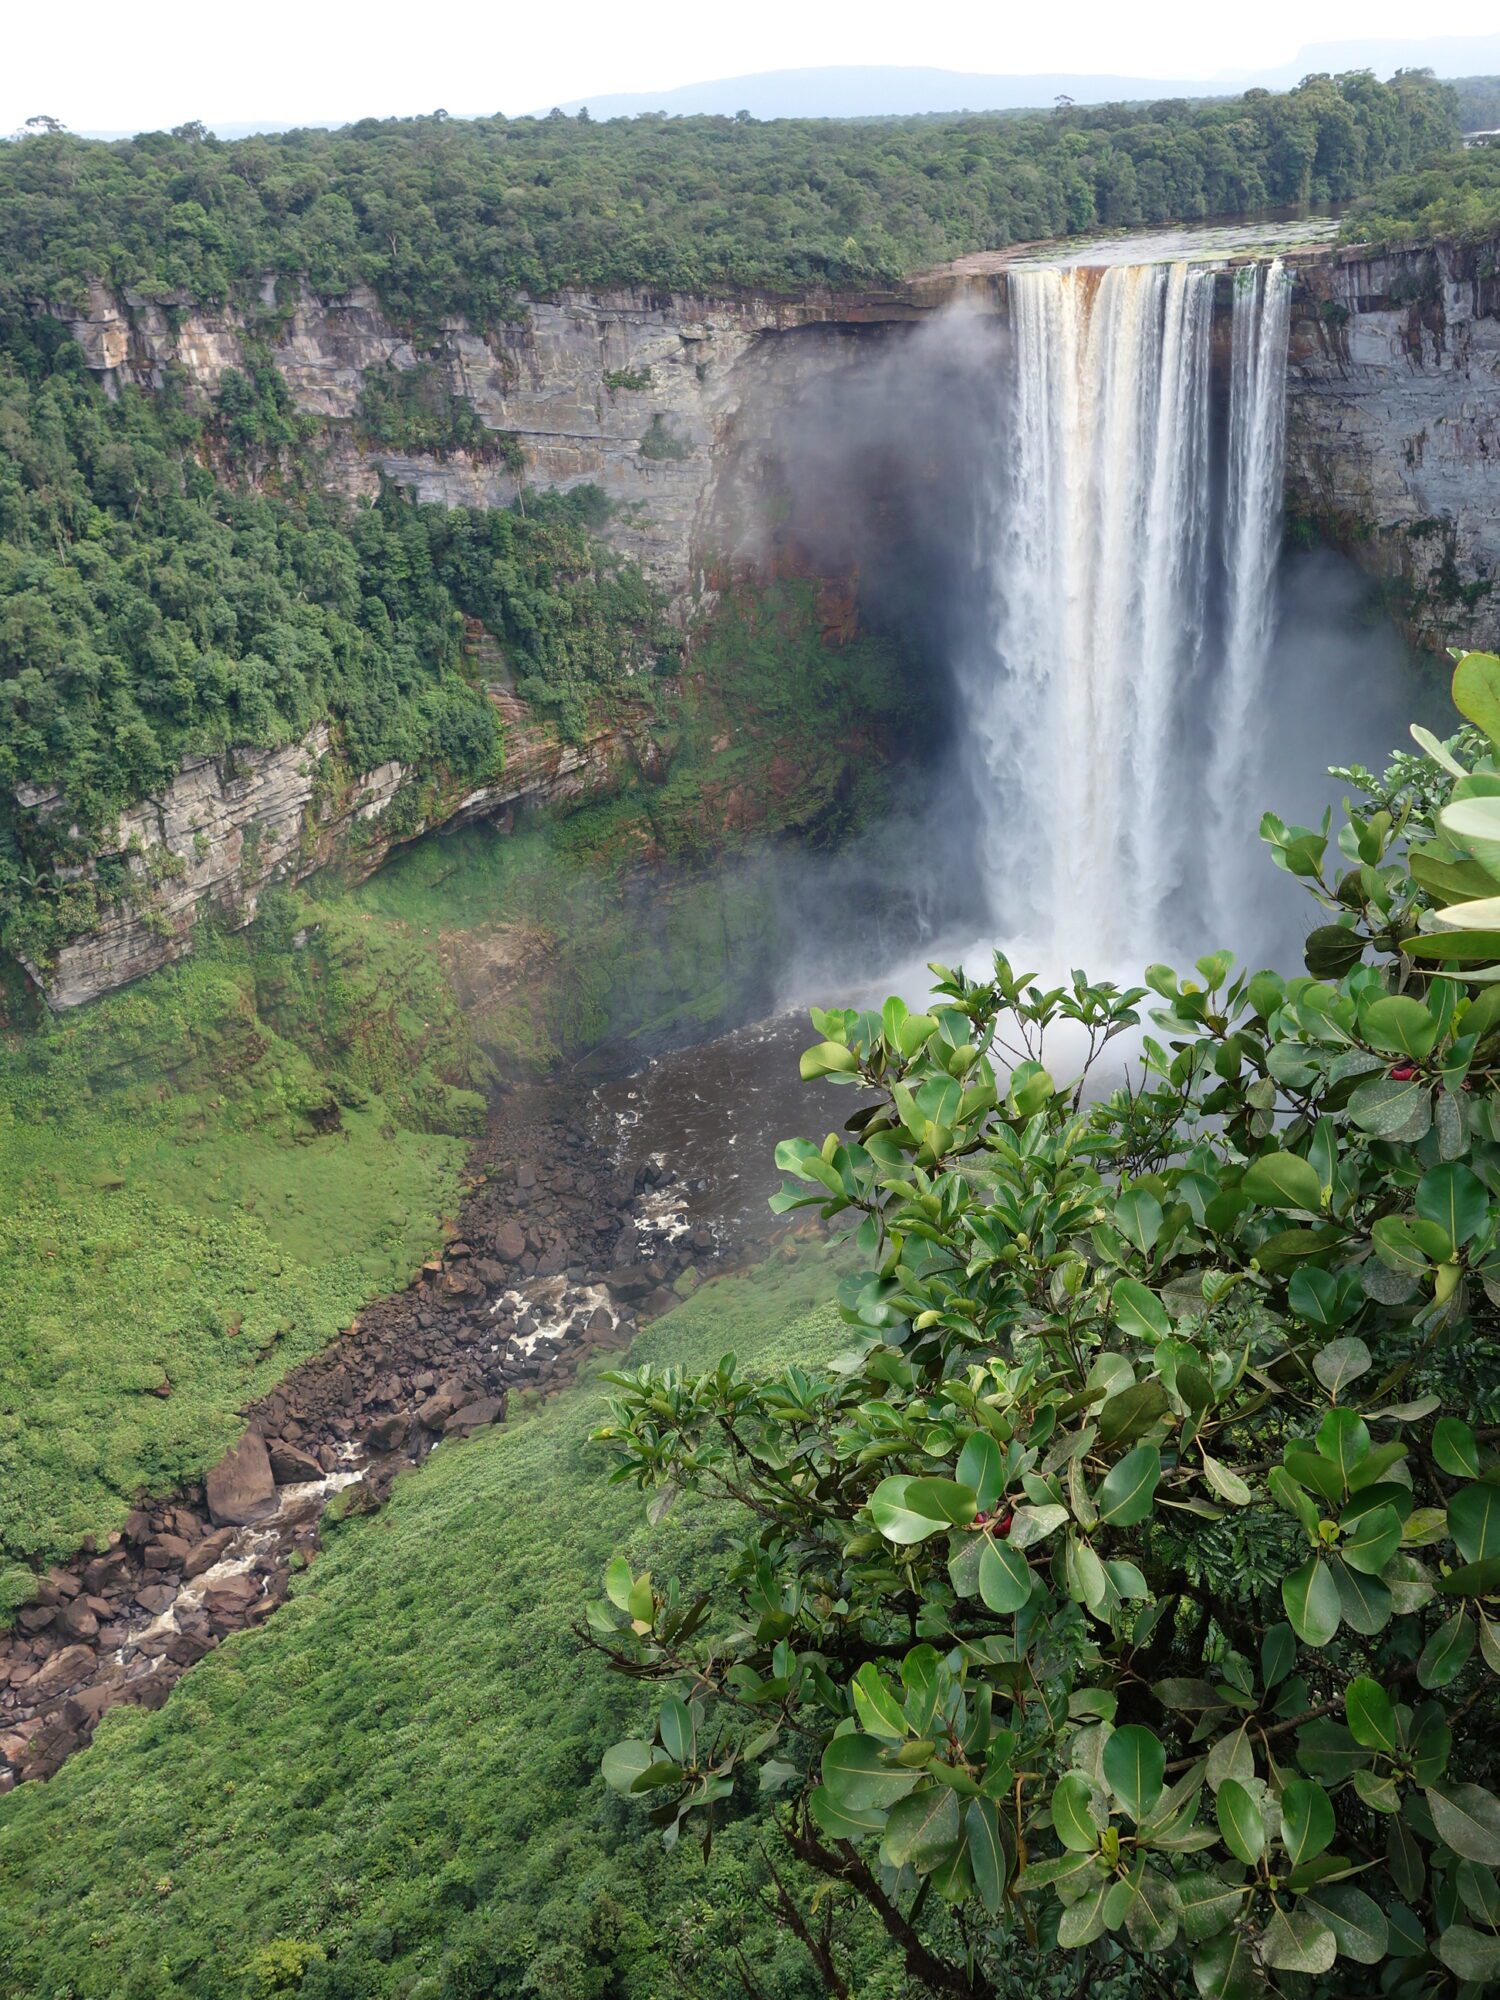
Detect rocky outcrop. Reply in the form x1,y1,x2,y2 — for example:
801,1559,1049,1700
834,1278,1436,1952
18,688,662,1009
68,278,932,599
1285,240,1500,654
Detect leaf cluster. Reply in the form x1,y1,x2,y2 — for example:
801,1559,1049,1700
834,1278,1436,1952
590,655,1500,1997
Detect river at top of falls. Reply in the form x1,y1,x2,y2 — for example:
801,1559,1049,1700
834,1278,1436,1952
956,252,1294,976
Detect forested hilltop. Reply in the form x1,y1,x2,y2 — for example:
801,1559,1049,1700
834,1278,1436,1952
0,71,1458,320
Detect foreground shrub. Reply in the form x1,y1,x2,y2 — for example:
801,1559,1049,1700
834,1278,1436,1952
591,655,1500,1997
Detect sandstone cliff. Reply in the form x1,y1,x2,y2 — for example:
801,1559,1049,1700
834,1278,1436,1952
28,238,1500,1009
1284,240,1500,654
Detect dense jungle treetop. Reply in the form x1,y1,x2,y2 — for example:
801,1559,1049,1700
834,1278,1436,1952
0,71,1461,324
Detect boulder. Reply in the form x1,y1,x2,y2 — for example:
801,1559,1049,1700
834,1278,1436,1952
182,1528,236,1580
444,1396,505,1436
145,1534,191,1569
366,1413,409,1453
21,1645,95,1706
60,1601,100,1641
204,1431,277,1527
495,1220,527,1262
268,1442,323,1485
135,1583,177,1616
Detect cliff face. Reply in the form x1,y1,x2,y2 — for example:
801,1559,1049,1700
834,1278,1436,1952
1284,241,1500,654
67,278,930,602
31,238,1500,1009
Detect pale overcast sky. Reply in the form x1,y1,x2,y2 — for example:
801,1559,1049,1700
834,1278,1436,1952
4,0,1498,135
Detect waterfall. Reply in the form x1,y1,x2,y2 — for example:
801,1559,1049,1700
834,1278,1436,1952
967,255,1291,969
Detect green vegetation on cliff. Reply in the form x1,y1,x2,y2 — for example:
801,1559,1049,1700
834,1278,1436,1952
0,1248,890,2000
0,73,1457,321
0,320,667,966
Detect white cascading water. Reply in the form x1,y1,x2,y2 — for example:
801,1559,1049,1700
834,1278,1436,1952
965,255,1291,969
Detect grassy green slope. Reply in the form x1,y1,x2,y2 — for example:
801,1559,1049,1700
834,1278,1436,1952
0,899,482,1598
0,1246,875,2000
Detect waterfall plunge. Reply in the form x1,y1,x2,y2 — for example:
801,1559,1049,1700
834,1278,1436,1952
965,257,1291,972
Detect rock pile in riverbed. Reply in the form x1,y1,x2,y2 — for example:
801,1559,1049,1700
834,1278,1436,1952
0,1085,719,1791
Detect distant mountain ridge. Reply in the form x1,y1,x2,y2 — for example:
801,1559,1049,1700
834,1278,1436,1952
543,39,1500,122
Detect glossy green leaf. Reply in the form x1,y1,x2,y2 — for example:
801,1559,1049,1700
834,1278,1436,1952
1102,1725,1166,1822
1281,1779,1335,1866
1052,1772,1104,1852
1427,1783,1500,1864
880,1784,960,1873
978,1537,1032,1614
1301,1882,1389,1964
1345,1677,1397,1753
1283,1556,1341,1646
1096,1445,1161,1527
821,1733,921,1811
1419,1609,1476,1687
1434,1417,1481,1478
1216,1779,1264,1865
1240,1150,1323,1211
1449,1483,1500,1562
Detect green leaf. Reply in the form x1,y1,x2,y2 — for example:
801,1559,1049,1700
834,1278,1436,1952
1452,650,1500,749
1304,924,1367,979
1103,1726,1166,1822
1216,1779,1264,1865
810,1783,888,1841
978,1538,1032,1614
1435,1925,1500,1984
1283,1556,1341,1647
1258,1905,1336,1976
1200,1453,1252,1506
821,1733,921,1811
601,1740,653,1793
1434,1417,1481,1478
1340,1503,1402,1575
1057,1879,1112,1950
869,1474,975,1544
1419,1609,1476,1688
1359,994,1439,1060
658,1695,692,1764
956,1432,1003,1511
1295,1721,1369,1784
965,1797,1009,1914
1280,1780,1335,1866
1123,1868,1181,1954
1428,1783,1500,1864
880,1784,961,1874
1312,1336,1372,1395
1332,1559,1392,1636
852,1663,908,1742
1192,1926,1264,1999
1052,1772,1105,1852
1241,1150,1323,1211
1097,1379,1171,1446
1416,1163,1490,1248
1114,1188,1163,1255
1261,1624,1296,1692
1449,1483,1500,1562
1176,1871,1244,1943
1348,1073,1432,1139
602,1556,635,1612
1112,1275,1171,1343
1300,1882,1389,1964
1096,1445,1161,1528
1344,1677,1397,1754
1317,1407,1370,1482
799,1040,859,1079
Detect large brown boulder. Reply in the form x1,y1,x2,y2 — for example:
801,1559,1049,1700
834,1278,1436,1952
204,1431,277,1527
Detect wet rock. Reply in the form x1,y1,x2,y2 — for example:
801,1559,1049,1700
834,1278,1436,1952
367,1413,409,1453
205,1431,277,1527
135,1583,177,1615
21,1645,96,1707
268,1442,323,1485
182,1527,236,1580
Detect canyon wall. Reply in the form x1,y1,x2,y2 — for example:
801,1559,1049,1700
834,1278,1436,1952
26,237,1500,1007
1284,240,1500,654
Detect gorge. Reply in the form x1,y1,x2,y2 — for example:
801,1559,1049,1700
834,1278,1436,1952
3,93,1500,2000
